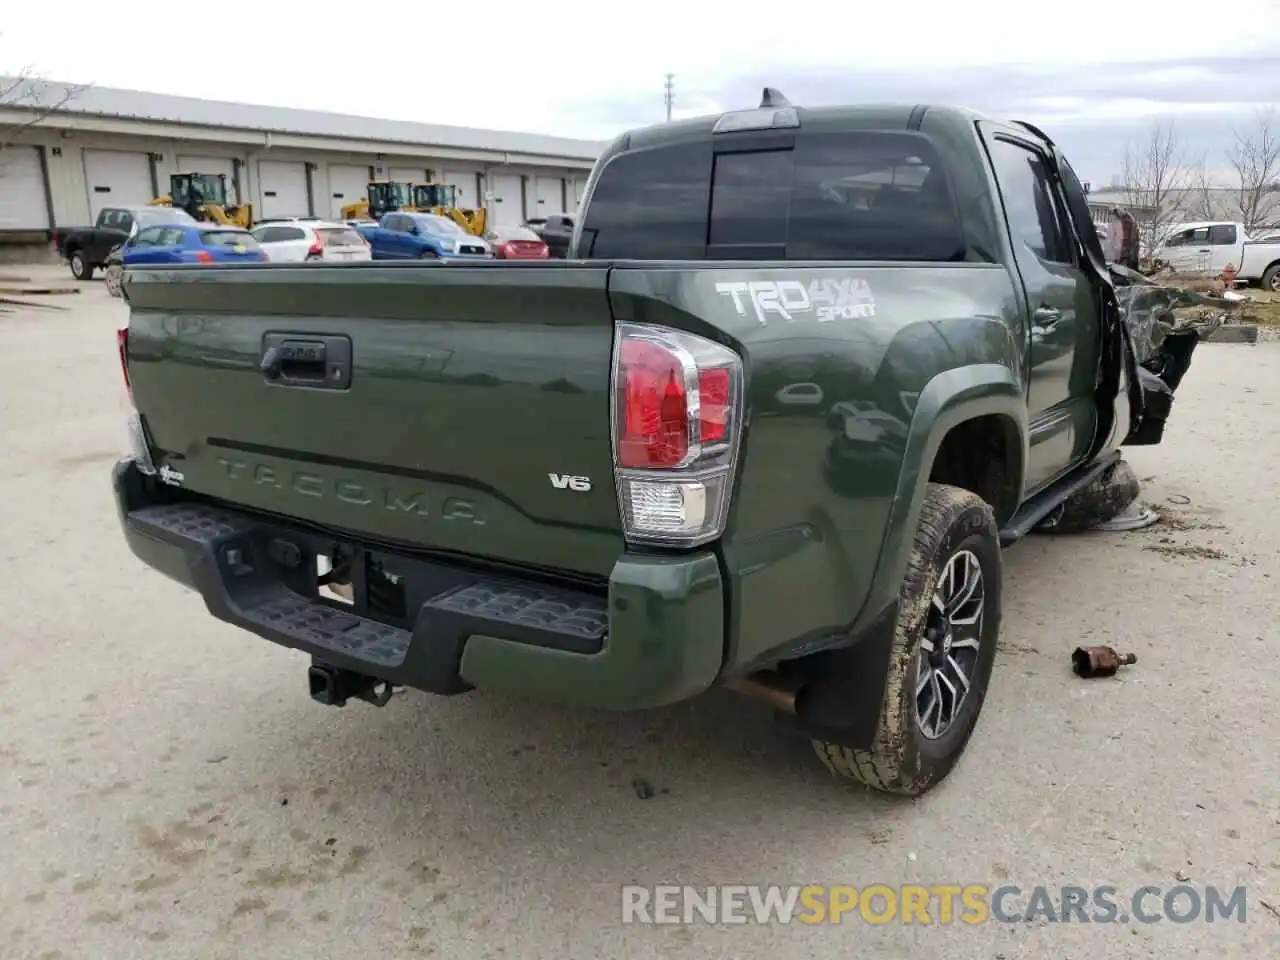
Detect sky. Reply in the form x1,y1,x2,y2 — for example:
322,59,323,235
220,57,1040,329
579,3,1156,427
3,0,1278,186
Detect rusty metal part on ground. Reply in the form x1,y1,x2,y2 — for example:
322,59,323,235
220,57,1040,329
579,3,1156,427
1071,646,1138,679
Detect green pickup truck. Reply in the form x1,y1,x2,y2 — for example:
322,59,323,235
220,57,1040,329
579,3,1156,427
112,91,1195,797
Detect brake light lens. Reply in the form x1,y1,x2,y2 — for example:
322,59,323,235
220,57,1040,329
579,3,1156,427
308,234,324,257
119,326,157,475
117,328,131,397
612,324,743,546
194,249,213,264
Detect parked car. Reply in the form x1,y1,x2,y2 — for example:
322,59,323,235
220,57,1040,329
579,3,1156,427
365,212,492,260
484,225,550,259
524,213,575,258
111,93,1209,798
55,206,200,280
119,223,268,267
249,220,371,263
1154,220,1280,290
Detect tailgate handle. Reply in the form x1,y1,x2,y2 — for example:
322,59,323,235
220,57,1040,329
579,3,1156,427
261,334,353,390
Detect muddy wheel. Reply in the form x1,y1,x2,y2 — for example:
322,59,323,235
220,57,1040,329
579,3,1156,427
104,263,123,298
1036,458,1139,535
69,250,94,281
812,483,1001,796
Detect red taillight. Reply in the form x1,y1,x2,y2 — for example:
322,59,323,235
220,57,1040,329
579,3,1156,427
117,327,131,398
308,237,324,257
698,368,731,444
611,325,742,547
194,249,212,264
617,338,691,469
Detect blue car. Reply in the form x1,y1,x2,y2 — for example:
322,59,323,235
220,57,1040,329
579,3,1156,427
366,212,492,260
121,223,268,266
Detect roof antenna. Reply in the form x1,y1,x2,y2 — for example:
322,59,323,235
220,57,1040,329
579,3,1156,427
760,87,791,108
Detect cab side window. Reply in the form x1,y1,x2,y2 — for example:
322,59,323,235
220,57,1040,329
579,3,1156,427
130,227,164,247
988,139,1073,264
1208,224,1237,245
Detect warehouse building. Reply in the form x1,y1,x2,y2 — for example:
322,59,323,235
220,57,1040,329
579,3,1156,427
0,78,606,241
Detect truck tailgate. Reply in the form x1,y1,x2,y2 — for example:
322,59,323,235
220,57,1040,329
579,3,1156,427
123,263,623,578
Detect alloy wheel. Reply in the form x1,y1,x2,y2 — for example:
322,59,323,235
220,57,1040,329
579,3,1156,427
915,549,985,739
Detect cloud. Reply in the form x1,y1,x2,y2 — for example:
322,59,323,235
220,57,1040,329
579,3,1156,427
4,0,1277,185
562,56,1280,183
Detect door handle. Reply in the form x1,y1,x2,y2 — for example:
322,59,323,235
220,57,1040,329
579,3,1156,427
261,335,352,389
1033,306,1063,329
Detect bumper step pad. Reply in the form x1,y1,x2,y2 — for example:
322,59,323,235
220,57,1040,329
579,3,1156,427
126,501,608,688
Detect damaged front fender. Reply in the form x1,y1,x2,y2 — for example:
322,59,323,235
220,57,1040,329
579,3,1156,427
1111,264,1232,446
1112,263,1230,382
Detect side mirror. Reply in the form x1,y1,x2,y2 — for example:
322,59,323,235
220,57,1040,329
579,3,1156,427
408,225,420,235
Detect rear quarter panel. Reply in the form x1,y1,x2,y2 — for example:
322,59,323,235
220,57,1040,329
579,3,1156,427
609,262,1027,670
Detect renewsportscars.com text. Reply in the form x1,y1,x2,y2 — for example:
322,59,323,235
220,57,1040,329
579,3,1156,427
621,884,1249,925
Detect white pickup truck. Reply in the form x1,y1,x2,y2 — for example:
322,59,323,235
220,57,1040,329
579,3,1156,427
1155,220,1280,290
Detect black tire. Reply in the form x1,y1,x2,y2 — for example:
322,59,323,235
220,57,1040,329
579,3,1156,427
1036,458,1139,535
69,250,94,281
812,483,1001,796
419,249,438,259
1262,263,1280,294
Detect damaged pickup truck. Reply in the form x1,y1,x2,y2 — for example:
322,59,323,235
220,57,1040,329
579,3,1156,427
112,91,1204,797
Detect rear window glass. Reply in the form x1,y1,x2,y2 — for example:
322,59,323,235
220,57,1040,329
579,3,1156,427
202,231,259,249
579,131,966,262
318,227,365,247
494,227,541,242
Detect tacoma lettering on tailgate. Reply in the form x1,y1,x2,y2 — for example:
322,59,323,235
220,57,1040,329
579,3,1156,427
214,457,485,525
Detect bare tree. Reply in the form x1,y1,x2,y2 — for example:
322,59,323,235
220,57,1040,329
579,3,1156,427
1,38,90,174
1187,153,1220,221
1121,120,1190,252
1226,106,1280,234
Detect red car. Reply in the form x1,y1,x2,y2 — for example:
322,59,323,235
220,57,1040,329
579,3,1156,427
485,225,550,259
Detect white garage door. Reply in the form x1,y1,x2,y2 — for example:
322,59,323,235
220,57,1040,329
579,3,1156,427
258,161,310,219
328,164,370,219
176,156,239,204
0,146,50,230
390,165,425,184
533,176,563,216
572,177,585,210
83,149,154,219
443,170,478,209
489,173,523,226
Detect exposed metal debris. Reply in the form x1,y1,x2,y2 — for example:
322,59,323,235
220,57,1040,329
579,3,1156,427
1111,264,1238,366
1092,501,1161,532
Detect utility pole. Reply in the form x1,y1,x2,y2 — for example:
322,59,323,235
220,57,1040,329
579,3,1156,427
663,73,674,122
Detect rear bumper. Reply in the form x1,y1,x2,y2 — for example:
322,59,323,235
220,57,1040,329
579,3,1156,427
112,459,724,710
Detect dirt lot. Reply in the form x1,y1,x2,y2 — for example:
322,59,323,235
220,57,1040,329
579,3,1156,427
2,268,1278,959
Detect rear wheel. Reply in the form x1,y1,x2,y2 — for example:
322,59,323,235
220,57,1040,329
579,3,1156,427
812,484,1001,796
419,249,438,260
69,250,93,281
1263,263,1280,293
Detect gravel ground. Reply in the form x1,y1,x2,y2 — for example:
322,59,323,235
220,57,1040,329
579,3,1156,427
2,268,1278,959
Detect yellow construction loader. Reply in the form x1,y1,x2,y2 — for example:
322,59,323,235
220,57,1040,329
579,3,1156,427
340,181,414,221
409,183,487,236
152,173,253,228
